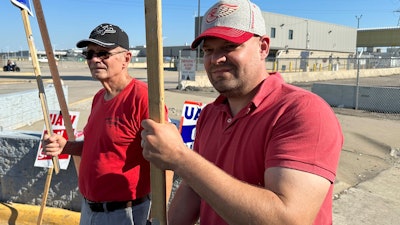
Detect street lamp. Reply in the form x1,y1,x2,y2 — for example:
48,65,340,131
355,14,362,110
196,0,201,70
305,20,309,50
356,15,362,28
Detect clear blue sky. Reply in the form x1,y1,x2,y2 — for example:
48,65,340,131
1,0,399,52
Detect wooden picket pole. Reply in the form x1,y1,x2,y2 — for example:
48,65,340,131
144,0,167,224
20,7,60,175
31,0,80,175
18,7,59,225
28,0,81,223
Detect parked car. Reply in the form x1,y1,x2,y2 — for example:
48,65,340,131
38,57,48,63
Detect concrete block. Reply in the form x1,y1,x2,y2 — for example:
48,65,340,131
0,131,81,212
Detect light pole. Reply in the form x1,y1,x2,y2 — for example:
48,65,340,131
394,9,400,26
196,0,201,70
355,15,362,110
305,20,309,50
304,20,310,71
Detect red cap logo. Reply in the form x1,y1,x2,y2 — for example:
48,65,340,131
205,3,238,24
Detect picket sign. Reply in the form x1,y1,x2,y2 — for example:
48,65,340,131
34,110,81,170
179,101,205,149
10,0,33,16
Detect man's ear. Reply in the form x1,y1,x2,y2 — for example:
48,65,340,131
260,36,270,57
123,51,132,67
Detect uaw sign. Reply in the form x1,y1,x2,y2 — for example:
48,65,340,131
179,101,205,149
34,111,80,170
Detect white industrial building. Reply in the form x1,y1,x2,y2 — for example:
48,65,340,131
192,10,358,72
263,12,356,55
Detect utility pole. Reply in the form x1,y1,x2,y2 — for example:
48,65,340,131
305,20,309,50
196,0,201,70
356,15,362,29
355,15,362,110
394,9,400,26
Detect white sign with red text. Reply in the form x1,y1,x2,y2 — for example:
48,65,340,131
34,111,80,169
180,58,196,81
179,101,205,149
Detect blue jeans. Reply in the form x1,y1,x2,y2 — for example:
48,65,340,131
80,198,151,225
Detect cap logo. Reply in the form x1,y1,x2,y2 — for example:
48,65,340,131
205,3,238,23
93,24,117,36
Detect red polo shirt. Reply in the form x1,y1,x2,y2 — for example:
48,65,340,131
194,72,343,225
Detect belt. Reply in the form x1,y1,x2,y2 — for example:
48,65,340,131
87,194,150,212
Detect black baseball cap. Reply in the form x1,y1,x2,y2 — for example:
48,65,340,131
76,23,129,50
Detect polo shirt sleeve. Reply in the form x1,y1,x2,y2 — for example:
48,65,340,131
266,92,343,183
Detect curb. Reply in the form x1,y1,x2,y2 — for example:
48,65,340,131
0,202,80,225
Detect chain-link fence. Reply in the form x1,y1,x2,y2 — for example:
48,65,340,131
270,56,400,73
270,56,400,115
190,56,400,115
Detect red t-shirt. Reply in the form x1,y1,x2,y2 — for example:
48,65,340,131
80,79,152,202
194,73,343,225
